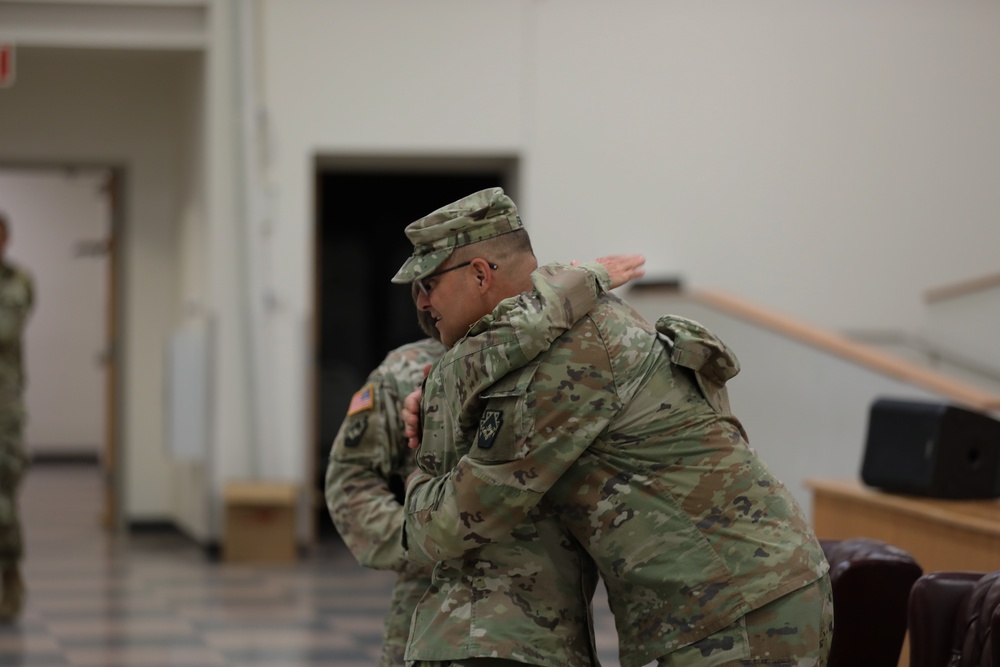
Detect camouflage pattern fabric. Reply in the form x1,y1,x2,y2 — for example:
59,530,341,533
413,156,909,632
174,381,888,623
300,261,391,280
406,292,830,667
325,337,445,667
657,574,833,667
402,263,611,667
0,263,33,567
392,187,522,284
411,261,613,481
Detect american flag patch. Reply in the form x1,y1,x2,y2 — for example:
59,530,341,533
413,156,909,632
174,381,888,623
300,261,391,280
347,385,374,415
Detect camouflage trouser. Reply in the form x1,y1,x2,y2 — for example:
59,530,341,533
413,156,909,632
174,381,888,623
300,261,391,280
381,571,433,667
658,574,834,667
0,410,27,567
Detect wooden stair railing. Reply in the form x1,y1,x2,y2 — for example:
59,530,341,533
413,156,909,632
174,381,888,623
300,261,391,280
924,270,1000,304
628,284,1000,413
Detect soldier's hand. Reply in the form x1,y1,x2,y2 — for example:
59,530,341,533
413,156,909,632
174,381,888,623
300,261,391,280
570,254,646,289
596,254,646,289
403,385,423,449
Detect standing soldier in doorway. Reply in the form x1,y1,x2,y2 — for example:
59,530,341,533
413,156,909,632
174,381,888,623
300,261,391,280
0,212,34,622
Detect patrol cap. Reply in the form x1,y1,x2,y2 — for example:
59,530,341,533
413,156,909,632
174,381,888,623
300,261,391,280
392,187,522,284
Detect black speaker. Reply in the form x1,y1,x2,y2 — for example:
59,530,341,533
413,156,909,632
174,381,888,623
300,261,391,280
860,398,1000,499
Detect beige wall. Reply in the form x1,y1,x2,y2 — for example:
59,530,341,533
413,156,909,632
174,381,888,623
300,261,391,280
257,1,1000,524
263,0,1000,334
0,47,199,522
4,1,1000,540
526,1,1000,332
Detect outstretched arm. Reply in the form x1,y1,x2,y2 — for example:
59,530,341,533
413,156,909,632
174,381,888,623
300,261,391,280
574,253,645,289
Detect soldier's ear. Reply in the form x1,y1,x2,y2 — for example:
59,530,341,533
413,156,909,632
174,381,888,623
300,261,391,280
469,258,493,292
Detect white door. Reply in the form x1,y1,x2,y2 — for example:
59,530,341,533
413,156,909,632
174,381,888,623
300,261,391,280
0,167,110,464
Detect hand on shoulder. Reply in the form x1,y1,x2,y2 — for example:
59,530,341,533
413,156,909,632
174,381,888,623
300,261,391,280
571,254,646,289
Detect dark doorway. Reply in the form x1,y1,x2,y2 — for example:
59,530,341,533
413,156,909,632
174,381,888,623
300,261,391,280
313,166,513,539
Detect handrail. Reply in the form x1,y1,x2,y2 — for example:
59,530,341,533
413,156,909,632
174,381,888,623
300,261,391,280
847,330,1000,386
924,270,1000,304
628,284,1000,412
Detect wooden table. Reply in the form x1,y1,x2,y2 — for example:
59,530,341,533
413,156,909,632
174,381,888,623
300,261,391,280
805,478,1000,573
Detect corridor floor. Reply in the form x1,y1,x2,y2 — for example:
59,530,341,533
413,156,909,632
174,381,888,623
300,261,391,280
3,464,621,667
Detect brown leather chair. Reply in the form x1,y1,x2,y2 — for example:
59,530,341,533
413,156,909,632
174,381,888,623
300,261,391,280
908,570,1000,667
821,537,923,667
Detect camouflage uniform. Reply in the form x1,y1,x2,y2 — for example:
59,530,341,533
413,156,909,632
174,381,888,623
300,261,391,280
396,188,832,667
408,296,832,667
0,261,33,569
325,337,445,667
326,259,607,667
402,263,614,667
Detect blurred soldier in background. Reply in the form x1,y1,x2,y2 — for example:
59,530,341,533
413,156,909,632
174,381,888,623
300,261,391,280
0,212,34,623
325,286,444,667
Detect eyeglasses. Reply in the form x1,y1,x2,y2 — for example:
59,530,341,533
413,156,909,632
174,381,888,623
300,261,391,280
417,260,498,296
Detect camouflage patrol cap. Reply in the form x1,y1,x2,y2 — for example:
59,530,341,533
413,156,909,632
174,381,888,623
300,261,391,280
392,187,522,284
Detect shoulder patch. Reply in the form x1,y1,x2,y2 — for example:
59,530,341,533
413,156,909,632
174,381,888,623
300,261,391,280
347,384,375,415
475,410,504,449
343,415,369,448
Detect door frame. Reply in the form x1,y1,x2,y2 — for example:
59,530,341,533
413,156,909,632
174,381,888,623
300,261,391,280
309,154,519,544
0,160,125,533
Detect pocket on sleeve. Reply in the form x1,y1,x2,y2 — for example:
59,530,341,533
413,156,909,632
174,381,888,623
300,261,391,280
470,365,537,463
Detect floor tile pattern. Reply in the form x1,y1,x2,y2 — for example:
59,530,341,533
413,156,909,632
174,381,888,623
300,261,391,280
3,465,622,666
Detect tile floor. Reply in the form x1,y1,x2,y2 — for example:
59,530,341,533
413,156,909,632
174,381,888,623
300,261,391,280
4,464,621,667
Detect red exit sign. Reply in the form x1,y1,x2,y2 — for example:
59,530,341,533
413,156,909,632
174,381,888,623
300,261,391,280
0,44,15,89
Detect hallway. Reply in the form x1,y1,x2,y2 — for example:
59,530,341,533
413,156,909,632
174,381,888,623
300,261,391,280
5,464,620,667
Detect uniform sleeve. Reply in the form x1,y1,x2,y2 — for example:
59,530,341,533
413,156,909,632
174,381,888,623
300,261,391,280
506,261,610,356
404,319,620,564
422,261,612,449
325,370,411,572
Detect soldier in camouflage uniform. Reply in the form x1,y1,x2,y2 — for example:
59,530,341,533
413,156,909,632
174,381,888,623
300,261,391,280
0,213,34,623
326,267,620,667
394,188,834,667
387,191,645,667
325,294,445,667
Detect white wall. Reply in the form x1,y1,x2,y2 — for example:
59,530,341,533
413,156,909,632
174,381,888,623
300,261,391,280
0,47,198,522
526,1,1000,332
0,168,108,456
924,290,1000,377
262,0,1000,334
170,39,212,541
255,1,1000,523
258,0,531,490
4,1,1000,541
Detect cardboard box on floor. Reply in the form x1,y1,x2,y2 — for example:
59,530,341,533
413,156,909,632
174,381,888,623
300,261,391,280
223,481,300,564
